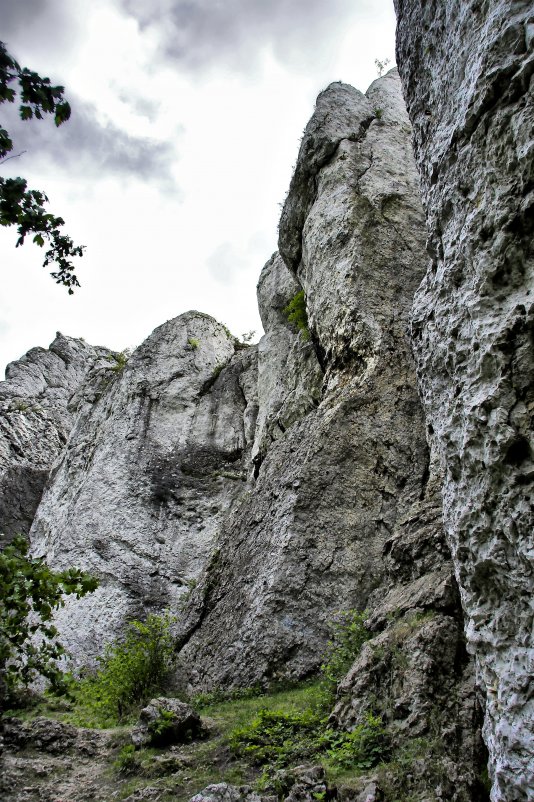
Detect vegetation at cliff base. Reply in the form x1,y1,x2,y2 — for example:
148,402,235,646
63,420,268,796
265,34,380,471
71,612,177,727
0,534,97,701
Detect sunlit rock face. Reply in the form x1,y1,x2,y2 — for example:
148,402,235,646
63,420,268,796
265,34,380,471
0,333,111,545
30,312,258,664
394,1,534,798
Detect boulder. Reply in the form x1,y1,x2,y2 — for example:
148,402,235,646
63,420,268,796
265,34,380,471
131,698,203,748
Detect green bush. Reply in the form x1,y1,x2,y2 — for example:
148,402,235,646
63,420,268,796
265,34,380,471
148,708,175,739
114,743,140,774
0,535,97,702
188,337,200,349
229,707,322,768
320,609,370,687
283,290,310,341
319,712,390,770
73,612,176,726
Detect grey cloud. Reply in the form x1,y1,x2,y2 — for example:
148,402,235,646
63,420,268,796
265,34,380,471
0,0,80,67
117,0,360,73
2,95,179,190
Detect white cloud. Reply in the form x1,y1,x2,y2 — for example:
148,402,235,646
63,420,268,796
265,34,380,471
0,0,396,372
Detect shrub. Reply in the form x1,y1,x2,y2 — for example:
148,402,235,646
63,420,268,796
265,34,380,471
0,535,97,703
320,609,370,687
73,612,176,726
283,290,310,341
114,743,140,774
148,708,176,739
319,712,390,770
229,707,323,768
188,337,200,349
229,706,388,777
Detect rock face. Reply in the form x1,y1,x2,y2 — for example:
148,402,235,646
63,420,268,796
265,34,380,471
30,313,258,664
394,2,534,799
0,334,110,544
9,70,490,798
175,73,441,693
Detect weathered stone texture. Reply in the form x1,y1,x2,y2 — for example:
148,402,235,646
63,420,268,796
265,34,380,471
0,334,110,544
395,1,534,799
174,75,454,705
30,313,258,665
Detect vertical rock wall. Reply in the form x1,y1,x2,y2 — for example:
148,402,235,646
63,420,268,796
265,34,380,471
175,74,450,696
0,334,111,545
394,1,534,799
29,313,258,664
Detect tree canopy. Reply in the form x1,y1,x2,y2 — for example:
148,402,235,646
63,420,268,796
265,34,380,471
0,41,84,292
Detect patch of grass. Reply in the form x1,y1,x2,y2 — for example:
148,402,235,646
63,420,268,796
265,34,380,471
229,702,388,786
283,290,310,341
188,337,200,349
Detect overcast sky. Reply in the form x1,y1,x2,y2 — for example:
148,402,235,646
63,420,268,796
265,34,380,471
0,0,396,372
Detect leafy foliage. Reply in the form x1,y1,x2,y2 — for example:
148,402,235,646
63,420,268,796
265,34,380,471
0,535,98,700
148,708,176,739
114,743,141,775
73,612,176,726
320,609,371,687
375,58,391,77
283,290,310,341
318,712,389,770
229,706,388,778
107,350,129,373
0,40,84,291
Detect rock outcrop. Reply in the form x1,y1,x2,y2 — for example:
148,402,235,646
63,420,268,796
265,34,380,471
30,313,258,664
175,73,442,692
4,69,495,799
0,334,110,544
394,2,534,798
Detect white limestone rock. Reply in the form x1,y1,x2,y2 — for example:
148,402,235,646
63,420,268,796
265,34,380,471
30,312,258,665
252,251,323,467
176,74,442,694
0,333,110,543
395,1,534,798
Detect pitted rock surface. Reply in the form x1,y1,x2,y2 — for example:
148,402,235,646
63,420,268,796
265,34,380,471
0,333,111,543
29,312,258,665
395,1,534,798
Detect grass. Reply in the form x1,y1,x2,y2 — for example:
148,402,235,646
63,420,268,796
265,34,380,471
5,611,391,799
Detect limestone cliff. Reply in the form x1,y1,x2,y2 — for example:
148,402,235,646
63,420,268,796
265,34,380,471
394,2,534,799
2,71,492,800
0,334,111,545
29,313,258,664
